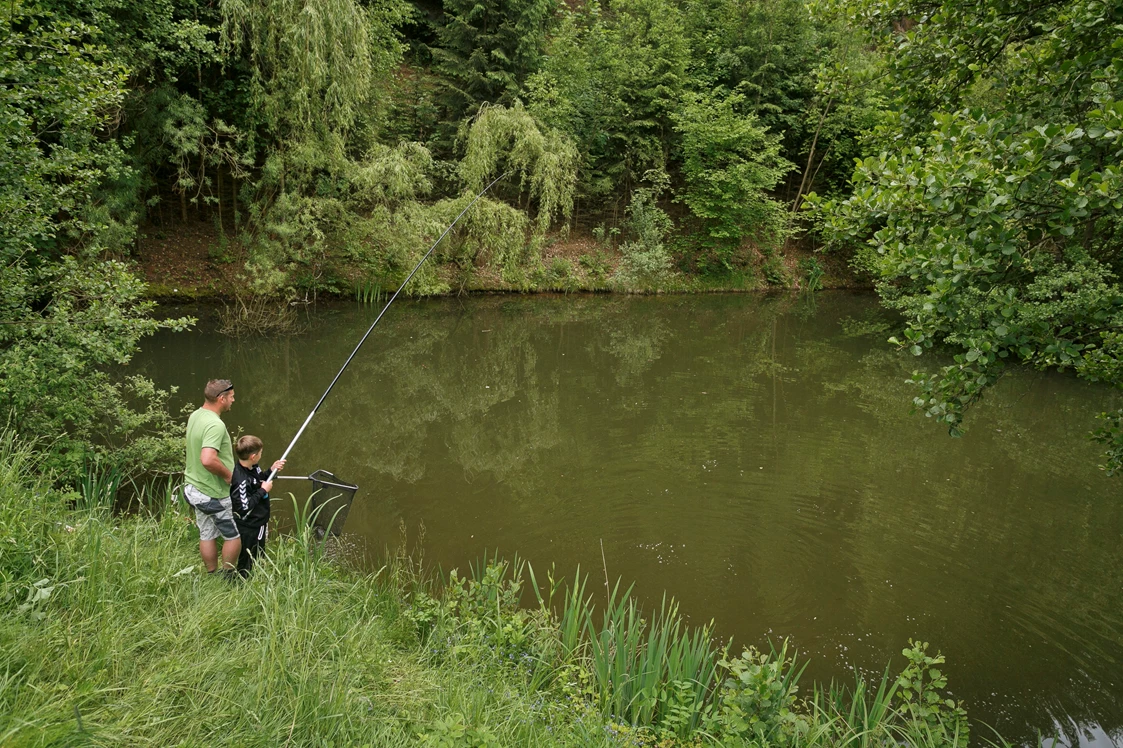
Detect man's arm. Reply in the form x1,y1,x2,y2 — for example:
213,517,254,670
200,447,233,485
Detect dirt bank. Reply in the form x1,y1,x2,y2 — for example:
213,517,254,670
132,219,865,300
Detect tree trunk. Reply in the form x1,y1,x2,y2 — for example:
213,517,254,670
198,155,205,221
791,96,834,218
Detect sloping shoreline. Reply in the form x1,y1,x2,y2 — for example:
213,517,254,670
132,221,868,301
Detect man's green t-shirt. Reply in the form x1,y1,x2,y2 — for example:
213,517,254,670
184,407,234,498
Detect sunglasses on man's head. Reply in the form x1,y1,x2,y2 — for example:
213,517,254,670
220,384,234,394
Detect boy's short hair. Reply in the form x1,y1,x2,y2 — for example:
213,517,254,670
236,435,264,460
204,379,234,403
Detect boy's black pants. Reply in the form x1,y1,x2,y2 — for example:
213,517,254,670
236,522,267,577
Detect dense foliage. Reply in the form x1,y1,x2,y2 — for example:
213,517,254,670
4,0,879,295
0,0,190,477
809,0,1123,466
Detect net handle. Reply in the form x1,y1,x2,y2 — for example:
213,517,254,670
273,475,357,491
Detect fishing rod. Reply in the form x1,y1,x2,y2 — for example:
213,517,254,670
267,172,508,481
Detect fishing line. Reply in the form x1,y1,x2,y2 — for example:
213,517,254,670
267,172,508,480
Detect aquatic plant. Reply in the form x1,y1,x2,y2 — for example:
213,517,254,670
77,456,125,513
217,292,303,335
355,281,385,305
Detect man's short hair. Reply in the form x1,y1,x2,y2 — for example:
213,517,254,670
236,435,263,460
204,379,234,403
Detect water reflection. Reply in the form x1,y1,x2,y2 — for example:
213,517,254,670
134,292,1123,744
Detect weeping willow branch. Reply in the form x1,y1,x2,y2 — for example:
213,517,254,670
458,102,578,232
219,0,405,138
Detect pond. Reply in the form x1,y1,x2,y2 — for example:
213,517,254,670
134,292,1123,745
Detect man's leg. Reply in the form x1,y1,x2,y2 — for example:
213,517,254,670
221,535,242,570
209,497,241,577
200,538,218,572
186,485,223,572
186,485,240,575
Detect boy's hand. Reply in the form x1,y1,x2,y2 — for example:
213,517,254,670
262,480,274,493
272,459,286,473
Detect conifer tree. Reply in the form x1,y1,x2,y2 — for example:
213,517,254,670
431,0,559,125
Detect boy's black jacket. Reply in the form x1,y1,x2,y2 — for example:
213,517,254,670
231,462,270,527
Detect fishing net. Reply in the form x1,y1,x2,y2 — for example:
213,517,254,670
307,469,358,538
275,470,359,537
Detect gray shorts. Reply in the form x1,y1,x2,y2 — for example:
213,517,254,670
184,484,239,542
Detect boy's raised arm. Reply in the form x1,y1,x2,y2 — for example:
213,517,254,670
261,459,285,493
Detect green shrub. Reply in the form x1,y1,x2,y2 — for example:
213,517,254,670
613,181,674,288
762,251,788,286
896,640,970,747
534,257,580,291
675,90,793,271
705,641,809,745
578,251,612,284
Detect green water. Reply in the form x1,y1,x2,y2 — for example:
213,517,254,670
135,292,1123,744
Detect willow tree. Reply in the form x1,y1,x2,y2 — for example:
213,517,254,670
218,0,411,291
459,102,577,232
371,102,573,285
218,0,410,211
220,0,406,140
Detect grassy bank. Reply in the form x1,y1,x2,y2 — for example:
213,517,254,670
0,431,1002,747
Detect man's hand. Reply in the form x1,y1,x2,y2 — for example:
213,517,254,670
200,447,232,485
262,480,274,493
271,459,286,473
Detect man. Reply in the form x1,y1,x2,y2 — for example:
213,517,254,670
184,379,241,576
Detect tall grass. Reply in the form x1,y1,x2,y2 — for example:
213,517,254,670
0,442,623,746
809,667,900,746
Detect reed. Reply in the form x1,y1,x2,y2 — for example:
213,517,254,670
581,583,721,731
77,455,124,512
471,558,721,736
355,280,385,305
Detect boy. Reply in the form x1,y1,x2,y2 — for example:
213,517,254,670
230,435,285,577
